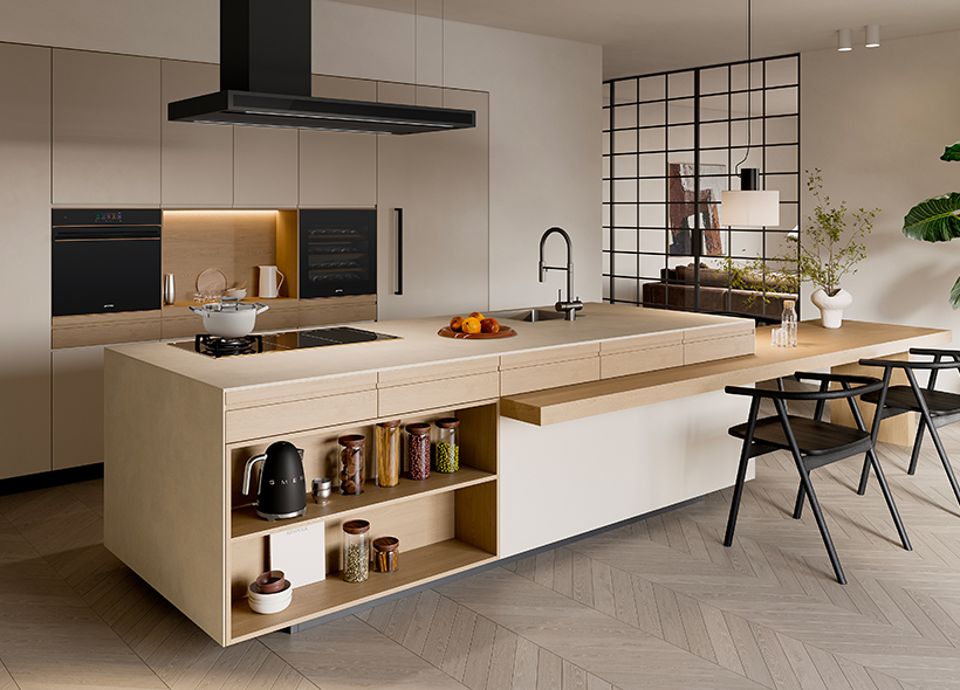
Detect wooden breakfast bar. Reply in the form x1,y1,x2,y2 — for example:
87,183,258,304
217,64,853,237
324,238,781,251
103,305,950,645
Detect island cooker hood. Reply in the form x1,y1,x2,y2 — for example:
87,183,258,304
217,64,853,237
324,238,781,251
168,0,476,135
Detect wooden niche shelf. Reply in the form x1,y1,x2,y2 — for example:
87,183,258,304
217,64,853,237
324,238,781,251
226,402,499,644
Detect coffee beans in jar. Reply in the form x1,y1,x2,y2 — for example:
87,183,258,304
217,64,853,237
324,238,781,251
338,434,365,495
405,423,431,480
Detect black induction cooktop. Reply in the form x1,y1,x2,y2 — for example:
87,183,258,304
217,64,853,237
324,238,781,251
170,327,399,358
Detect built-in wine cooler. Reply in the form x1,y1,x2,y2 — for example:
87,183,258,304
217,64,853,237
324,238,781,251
299,209,377,298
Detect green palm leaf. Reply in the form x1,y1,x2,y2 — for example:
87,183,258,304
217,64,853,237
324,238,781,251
942,142,960,162
903,192,960,242
951,275,960,308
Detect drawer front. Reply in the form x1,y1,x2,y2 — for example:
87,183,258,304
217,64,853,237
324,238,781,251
299,296,376,328
500,343,599,370
225,372,378,409
252,307,300,333
378,357,499,388
683,333,755,365
683,321,754,344
378,371,500,417
52,317,162,348
600,345,683,379
501,358,600,396
160,315,197,340
225,389,378,442
600,331,682,356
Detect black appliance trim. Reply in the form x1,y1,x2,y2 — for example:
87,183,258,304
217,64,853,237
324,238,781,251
394,208,404,296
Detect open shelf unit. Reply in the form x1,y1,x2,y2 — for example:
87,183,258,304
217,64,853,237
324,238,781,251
225,402,498,644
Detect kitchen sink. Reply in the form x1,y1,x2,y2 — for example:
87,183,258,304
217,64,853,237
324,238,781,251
492,308,571,323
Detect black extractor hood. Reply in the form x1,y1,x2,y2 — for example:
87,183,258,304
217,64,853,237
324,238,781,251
168,0,476,135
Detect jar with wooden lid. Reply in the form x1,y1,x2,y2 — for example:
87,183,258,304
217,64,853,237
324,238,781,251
373,536,400,573
434,418,460,473
338,435,365,495
405,423,431,480
376,420,402,488
341,519,370,583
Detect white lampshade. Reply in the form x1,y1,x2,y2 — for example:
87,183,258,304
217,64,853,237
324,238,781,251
720,189,780,227
865,24,880,48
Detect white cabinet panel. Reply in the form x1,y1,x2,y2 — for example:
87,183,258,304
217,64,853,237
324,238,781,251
0,43,52,479
376,84,489,319
234,127,299,209
53,49,161,205
161,60,234,207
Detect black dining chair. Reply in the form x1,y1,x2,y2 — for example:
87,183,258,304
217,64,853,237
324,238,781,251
724,372,912,585
858,348,960,509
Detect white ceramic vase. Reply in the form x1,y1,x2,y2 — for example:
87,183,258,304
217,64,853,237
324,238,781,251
811,288,852,329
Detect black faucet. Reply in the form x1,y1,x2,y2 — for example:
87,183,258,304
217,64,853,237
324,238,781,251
538,227,583,321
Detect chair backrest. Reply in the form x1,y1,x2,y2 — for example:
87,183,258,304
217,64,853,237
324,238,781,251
861,348,960,391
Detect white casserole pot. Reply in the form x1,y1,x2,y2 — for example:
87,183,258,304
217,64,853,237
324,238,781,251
190,301,270,338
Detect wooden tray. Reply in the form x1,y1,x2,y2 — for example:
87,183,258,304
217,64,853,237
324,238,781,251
438,325,518,340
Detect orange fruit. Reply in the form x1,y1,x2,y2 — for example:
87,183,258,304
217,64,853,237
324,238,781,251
449,315,463,332
469,311,485,320
461,317,482,334
480,318,500,334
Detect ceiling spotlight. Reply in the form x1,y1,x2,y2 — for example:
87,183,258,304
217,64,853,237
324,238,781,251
865,24,880,48
837,28,853,52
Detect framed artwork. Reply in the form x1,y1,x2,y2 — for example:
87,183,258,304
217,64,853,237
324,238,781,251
667,163,725,256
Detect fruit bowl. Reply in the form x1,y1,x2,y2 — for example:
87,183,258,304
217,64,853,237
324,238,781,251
438,324,517,339
439,312,517,339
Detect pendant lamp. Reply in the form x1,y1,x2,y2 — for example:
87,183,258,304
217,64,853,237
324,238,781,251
719,0,780,228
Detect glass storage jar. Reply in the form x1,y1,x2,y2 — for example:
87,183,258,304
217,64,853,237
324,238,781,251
338,434,365,495
405,423,431,480
373,536,400,573
435,418,460,473
341,519,370,583
376,420,402,488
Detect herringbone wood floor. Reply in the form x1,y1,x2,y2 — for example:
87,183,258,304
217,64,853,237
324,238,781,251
4,422,960,688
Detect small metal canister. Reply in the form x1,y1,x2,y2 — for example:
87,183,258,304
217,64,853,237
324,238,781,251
312,477,332,506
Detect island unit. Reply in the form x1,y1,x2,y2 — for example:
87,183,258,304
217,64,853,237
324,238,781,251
103,303,949,646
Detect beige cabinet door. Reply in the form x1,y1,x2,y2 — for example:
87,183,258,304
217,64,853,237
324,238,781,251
299,76,378,208
53,346,105,470
162,60,234,207
234,127,299,209
0,44,52,479
376,84,489,319
53,49,161,206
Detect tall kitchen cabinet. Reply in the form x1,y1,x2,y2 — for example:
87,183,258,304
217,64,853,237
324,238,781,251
376,84,489,319
0,44,52,479
161,60,234,207
52,50,161,206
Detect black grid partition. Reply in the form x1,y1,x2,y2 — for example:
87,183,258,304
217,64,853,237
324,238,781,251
602,54,801,322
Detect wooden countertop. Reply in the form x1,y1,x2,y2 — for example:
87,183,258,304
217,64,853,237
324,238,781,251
106,303,752,391
500,320,952,425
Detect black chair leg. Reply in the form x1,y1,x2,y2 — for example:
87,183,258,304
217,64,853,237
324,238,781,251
857,452,871,496
866,448,912,551
792,480,805,519
907,417,926,476
797,467,847,584
925,417,960,509
723,448,752,547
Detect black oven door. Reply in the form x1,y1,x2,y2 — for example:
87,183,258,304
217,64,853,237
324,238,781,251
299,209,377,299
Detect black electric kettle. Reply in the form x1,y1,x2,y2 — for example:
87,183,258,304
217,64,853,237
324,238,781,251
242,441,307,520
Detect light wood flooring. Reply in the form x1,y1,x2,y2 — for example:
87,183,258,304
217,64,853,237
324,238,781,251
5,424,960,688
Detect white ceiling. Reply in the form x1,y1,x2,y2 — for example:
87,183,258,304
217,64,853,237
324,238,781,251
331,0,960,77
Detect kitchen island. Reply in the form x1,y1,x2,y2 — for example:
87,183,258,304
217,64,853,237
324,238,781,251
103,303,948,645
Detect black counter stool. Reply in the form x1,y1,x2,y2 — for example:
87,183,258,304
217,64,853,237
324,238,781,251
724,372,911,585
858,349,960,508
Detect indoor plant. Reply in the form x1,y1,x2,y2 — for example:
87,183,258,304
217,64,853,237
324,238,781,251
799,170,878,328
902,142,960,305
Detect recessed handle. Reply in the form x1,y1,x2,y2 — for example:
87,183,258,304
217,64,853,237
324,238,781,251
394,208,404,296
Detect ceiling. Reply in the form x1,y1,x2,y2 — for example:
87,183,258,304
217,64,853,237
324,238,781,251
330,0,960,78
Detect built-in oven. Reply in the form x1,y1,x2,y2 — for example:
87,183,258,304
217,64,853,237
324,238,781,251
299,209,377,298
52,209,162,317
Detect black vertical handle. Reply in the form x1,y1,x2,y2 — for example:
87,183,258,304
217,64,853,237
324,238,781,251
394,208,404,296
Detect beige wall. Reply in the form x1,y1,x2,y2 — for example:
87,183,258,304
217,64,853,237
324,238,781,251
0,0,603,310
801,30,960,340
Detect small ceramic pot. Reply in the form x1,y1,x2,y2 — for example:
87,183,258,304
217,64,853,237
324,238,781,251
811,288,853,329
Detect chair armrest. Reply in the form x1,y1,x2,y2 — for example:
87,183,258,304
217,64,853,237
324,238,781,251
793,372,879,387
910,347,960,360
860,357,960,371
